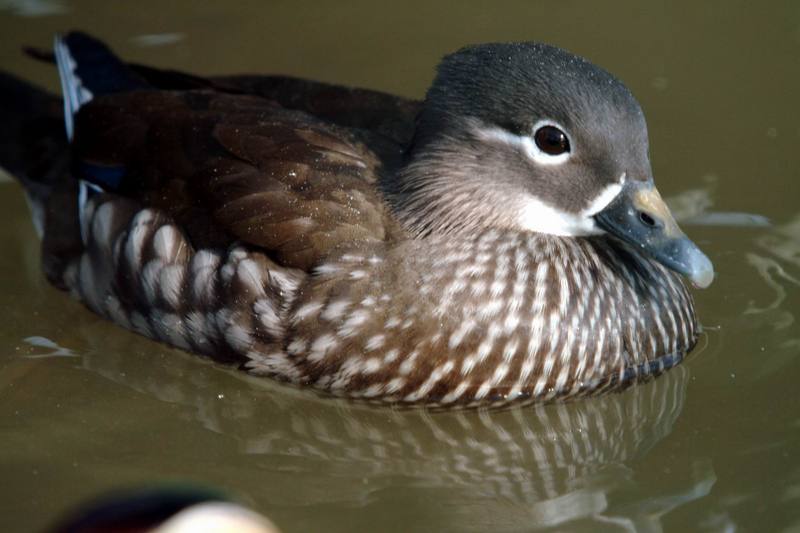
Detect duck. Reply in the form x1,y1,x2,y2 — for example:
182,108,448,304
1,31,713,407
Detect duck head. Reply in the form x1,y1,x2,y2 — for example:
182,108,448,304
397,42,714,288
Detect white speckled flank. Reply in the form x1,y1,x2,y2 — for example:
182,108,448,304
58,196,698,407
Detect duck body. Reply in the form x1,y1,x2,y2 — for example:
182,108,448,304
5,33,711,406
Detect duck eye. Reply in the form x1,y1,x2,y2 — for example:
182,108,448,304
534,125,570,155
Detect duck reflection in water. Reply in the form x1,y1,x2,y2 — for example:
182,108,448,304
33,325,714,532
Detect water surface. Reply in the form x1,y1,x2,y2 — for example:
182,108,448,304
1,1,799,531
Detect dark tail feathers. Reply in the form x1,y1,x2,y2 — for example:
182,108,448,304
0,30,151,191
58,31,151,97
0,72,66,187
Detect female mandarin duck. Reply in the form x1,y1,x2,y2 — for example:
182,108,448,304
3,32,713,406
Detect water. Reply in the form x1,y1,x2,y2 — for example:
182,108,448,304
1,1,799,531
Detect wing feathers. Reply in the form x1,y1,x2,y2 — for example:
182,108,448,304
70,88,405,272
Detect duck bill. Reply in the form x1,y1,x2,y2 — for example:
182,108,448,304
593,181,714,288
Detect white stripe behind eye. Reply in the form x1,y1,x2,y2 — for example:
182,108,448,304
478,120,572,166
476,123,627,236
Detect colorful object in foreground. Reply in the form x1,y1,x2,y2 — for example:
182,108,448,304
50,486,279,533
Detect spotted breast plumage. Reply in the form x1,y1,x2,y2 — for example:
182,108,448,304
0,32,713,406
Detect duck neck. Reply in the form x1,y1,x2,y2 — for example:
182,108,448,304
389,134,527,238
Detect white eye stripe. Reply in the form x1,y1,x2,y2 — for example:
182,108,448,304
474,121,627,237
522,135,569,165
529,119,572,164
477,119,573,166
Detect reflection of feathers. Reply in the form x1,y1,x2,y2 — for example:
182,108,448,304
68,323,689,530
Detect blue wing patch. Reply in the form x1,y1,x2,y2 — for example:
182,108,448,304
77,161,126,190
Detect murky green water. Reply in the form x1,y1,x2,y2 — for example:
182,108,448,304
1,1,799,531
